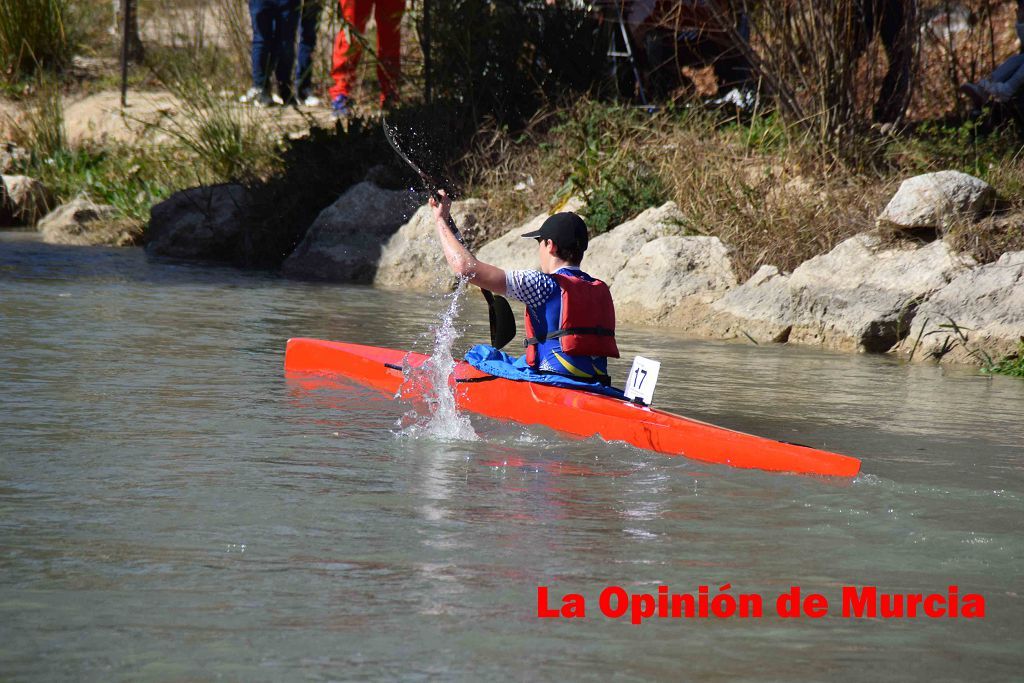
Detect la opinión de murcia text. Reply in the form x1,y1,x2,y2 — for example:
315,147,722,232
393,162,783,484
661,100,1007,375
537,585,985,624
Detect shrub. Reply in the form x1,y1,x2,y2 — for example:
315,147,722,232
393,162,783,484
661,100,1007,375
155,74,283,183
549,102,668,234
0,0,76,80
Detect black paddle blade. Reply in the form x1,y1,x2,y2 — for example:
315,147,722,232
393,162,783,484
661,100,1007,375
484,291,517,350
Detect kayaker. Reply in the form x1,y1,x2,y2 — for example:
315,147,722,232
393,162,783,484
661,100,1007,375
430,191,620,384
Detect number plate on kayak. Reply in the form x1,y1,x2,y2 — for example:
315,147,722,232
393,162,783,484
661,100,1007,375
625,356,660,406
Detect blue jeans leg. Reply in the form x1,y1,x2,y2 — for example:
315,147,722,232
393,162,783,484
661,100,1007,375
296,0,321,96
274,2,300,100
991,53,1024,99
249,0,276,91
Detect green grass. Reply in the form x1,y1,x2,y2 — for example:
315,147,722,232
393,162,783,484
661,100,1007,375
21,145,199,223
981,340,1024,378
890,119,1024,182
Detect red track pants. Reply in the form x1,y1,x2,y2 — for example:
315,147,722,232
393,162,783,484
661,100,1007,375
329,0,404,105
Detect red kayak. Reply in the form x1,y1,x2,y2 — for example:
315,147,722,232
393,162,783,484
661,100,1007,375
284,338,862,478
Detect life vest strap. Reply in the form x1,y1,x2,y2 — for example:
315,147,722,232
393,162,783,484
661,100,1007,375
524,327,615,347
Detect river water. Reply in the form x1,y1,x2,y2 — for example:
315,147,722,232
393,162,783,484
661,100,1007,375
1,235,1022,681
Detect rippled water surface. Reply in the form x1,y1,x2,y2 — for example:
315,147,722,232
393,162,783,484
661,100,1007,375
1,236,1022,681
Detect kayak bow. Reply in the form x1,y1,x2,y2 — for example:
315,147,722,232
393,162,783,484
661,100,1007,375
284,338,862,478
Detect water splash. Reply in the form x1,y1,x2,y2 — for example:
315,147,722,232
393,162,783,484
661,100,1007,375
398,277,478,441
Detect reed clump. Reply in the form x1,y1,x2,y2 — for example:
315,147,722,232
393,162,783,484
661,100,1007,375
0,0,76,80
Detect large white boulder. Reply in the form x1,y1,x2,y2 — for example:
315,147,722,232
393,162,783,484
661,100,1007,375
712,233,975,351
282,182,422,281
876,170,996,230
611,236,738,326
584,201,686,282
374,198,487,292
894,251,1024,364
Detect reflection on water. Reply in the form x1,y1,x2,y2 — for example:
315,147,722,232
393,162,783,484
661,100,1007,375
1,236,1022,681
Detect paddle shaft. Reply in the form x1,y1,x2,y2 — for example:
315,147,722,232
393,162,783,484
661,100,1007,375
382,117,516,349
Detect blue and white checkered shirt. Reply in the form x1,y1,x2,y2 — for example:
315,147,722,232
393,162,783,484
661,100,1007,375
505,267,582,309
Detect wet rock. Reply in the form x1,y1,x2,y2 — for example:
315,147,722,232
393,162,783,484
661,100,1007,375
611,236,737,326
38,197,134,246
877,171,996,231
282,181,422,282
1,174,54,227
894,251,1024,364
585,202,687,282
475,197,585,272
712,233,975,351
146,183,250,262
374,198,487,292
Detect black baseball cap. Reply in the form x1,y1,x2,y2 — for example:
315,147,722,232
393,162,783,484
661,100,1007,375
521,212,589,251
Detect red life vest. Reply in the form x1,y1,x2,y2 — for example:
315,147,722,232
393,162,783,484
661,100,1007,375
524,271,620,370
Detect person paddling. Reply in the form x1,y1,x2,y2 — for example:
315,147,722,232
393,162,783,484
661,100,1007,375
430,191,620,385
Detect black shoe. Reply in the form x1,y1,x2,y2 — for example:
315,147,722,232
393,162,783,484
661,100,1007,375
959,82,987,110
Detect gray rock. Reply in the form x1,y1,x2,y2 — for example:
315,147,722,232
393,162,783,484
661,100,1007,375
611,236,737,326
37,197,121,246
1,174,54,227
584,201,686,282
146,183,250,262
711,265,795,343
712,233,975,351
895,251,1024,364
877,170,997,230
282,181,422,281
475,197,584,272
374,198,487,292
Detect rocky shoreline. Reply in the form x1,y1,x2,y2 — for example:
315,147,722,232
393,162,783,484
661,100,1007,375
4,168,1021,367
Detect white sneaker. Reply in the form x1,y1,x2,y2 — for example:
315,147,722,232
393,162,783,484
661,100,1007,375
239,87,273,106
301,94,321,107
711,87,758,111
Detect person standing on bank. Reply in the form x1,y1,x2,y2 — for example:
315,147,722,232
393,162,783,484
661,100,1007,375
243,0,301,106
329,0,405,116
429,191,619,385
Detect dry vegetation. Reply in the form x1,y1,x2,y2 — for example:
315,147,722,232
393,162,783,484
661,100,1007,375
464,103,881,279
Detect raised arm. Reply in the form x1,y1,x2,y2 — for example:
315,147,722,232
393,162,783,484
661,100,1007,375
429,191,508,295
